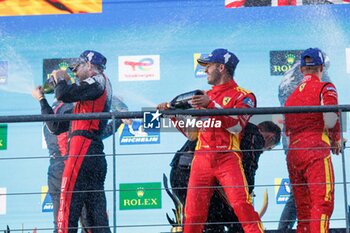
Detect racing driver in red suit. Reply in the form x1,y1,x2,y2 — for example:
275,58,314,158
52,50,112,233
284,48,342,233
182,48,264,233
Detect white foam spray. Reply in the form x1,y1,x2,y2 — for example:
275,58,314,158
0,43,35,95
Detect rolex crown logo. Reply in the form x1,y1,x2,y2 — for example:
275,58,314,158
285,54,296,65
136,187,145,198
58,62,69,71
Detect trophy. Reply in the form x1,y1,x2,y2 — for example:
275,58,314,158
168,90,204,109
163,174,183,233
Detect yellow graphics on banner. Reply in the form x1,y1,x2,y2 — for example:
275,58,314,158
41,185,48,204
0,0,102,16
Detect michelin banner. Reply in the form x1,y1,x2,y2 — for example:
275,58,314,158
41,186,53,213
118,120,160,145
274,178,292,204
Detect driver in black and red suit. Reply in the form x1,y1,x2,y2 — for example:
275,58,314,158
51,50,112,233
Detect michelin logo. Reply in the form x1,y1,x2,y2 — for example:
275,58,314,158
43,202,53,211
275,178,291,204
120,119,160,145
143,110,162,129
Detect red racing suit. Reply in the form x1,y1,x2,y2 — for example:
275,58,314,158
55,73,112,233
183,80,264,233
284,74,340,233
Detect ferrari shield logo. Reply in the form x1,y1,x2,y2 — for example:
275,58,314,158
299,83,306,92
223,97,231,106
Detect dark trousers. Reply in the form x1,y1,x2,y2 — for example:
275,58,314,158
48,158,65,233
57,136,110,233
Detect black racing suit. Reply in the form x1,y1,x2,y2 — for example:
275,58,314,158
55,73,112,233
170,123,265,233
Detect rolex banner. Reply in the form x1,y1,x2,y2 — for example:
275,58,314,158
119,182,162,210
0,124,7,150
270,50,303,75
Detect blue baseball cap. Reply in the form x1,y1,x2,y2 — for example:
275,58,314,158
70,50,107,71
300,48,325,67
197,48,239,72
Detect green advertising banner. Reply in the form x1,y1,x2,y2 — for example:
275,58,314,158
0,124,7,150
119,182,162,210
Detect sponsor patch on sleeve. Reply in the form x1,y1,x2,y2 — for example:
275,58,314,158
242,97,255,108
323,85,338,97
84,77,96,85
326,86,337,92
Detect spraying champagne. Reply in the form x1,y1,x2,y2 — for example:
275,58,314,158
167,90,204,109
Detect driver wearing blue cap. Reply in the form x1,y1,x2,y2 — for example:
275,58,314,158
51,50,112,233
284,47,342,233
182,48,264,233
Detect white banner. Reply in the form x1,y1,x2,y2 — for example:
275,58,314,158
118,55,160,82
0,187,6,215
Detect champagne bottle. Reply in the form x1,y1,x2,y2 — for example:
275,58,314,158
168,90,204,109
43,75,56,94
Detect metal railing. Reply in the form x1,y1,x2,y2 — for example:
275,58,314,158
0,105,349,233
